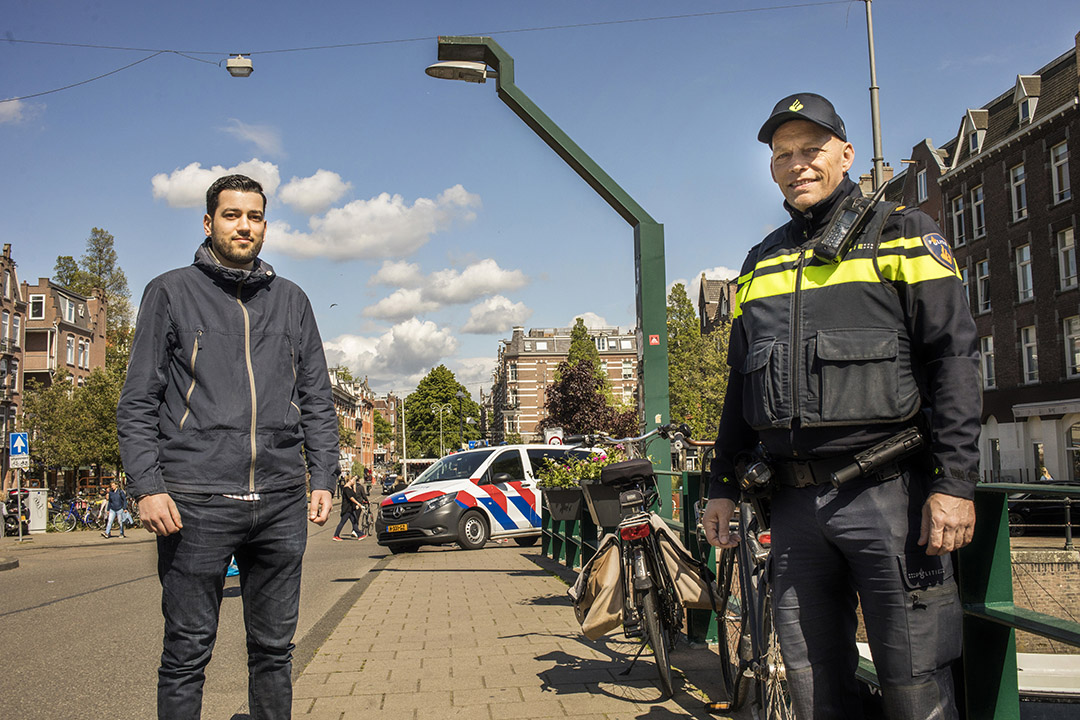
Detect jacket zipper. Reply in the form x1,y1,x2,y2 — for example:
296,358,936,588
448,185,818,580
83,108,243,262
178,330,202,430
789,248,810,457
237,281,258,492
289,343,301,418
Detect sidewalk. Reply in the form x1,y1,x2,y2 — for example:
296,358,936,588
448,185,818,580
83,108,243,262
293,543,738,719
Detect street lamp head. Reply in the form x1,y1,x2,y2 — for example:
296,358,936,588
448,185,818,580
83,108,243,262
425,60,494,84
226,55,254,78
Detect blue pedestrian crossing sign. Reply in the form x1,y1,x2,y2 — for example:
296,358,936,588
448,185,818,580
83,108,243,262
9,432,29,470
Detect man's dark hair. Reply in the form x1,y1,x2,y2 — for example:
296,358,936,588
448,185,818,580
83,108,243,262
206,174,267,217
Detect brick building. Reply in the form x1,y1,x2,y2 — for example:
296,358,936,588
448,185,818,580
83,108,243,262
923,32,1080,482
0,245,26,489
21,277,107,389
329,372,376,477
373,393,400,469
491,325,639,443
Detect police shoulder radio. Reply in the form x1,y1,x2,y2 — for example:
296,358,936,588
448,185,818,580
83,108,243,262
814,184,888,262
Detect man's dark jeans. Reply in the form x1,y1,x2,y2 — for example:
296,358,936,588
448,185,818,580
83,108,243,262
156,485,307,720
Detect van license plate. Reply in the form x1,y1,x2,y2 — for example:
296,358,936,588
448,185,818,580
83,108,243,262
388,523,407,532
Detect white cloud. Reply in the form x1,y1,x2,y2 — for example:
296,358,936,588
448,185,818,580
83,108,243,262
279,170,351,215
323,318,459,388
426,259,527,304
221,119,283,156
271,184,481,260
370,260,423,288
362,289,440,321
677,265,740,306
462,295,533,334
453,357,497,394
566,312,609,329
151,159,281,208
0,98,42,124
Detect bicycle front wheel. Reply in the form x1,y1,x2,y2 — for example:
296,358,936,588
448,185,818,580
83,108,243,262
639,587,674,698
716,546,748,709
760,591,795,720
51,511,75,533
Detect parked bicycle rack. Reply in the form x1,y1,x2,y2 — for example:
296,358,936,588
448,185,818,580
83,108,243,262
541,470,1080,718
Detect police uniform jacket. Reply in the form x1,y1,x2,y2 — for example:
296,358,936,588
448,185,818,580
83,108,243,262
708,177,980,502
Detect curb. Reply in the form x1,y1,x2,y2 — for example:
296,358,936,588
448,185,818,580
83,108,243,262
0,556,19,572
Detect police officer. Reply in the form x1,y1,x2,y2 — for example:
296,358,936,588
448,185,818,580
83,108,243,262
702,93,980,719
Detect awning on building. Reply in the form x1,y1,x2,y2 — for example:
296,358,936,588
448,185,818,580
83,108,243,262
1011,398,1080,419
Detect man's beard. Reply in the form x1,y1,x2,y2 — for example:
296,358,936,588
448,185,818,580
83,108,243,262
212,235,263,266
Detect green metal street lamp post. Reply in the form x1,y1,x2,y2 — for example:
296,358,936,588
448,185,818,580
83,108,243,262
425,36,671,462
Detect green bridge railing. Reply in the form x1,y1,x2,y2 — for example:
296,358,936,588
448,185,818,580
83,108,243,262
540,471,1080,718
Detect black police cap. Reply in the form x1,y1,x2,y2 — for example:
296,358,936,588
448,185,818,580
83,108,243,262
758,93,847,145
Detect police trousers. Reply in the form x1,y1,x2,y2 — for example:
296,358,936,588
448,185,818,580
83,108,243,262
770,465,961,720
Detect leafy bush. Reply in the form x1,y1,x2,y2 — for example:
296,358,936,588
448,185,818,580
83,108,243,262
535,450,628,489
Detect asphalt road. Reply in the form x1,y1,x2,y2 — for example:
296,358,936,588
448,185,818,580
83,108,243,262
0,498,387,720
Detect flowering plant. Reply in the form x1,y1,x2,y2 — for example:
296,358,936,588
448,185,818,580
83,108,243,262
535,450,627,489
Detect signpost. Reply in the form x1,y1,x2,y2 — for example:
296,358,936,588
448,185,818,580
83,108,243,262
9,432,29,541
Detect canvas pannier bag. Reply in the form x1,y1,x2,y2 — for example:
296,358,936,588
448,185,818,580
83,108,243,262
649,513,718,611
567,534,625,640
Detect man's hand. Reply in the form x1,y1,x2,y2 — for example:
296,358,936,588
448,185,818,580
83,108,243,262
138,493,183,536
702,498,739,548
919,492,976,556
309,490,333,525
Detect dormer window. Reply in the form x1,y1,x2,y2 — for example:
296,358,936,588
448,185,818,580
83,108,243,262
1014,75,1041,126
963,109,988,156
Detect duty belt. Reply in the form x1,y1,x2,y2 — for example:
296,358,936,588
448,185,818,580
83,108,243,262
774,455,854,488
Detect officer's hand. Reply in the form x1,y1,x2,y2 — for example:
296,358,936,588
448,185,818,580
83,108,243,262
702,498,739,548
919,493,976,556
308,490,333,525
138,493,183,536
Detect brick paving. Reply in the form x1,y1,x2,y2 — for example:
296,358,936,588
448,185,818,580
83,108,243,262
292,544,741,719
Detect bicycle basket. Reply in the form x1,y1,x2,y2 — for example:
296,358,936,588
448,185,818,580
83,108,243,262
567,534,625,640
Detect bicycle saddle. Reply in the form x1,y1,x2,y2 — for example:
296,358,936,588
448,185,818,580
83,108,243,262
600,458,655,488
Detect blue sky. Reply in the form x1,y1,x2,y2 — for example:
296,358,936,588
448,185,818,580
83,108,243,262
3,1,1078,397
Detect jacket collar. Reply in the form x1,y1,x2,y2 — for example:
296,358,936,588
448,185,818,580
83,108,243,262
192,239,276,288
784,176,860,242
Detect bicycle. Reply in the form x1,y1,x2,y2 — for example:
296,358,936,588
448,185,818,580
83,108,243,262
691,439,794,719
49,495,102,532
357,500,374,537
566,423,689,699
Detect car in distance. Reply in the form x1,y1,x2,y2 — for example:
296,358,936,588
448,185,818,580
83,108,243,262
1007,480,1080,537
375,445,590,554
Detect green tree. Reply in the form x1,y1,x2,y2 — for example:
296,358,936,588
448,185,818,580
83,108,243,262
330,366,355,383
338,414,356,448
20,369,80,476
543,359,626,436
374,410,393,446
54,228,134,373
567,318,601,376
71,366,124,475
404,366,481,457
666,282,729,440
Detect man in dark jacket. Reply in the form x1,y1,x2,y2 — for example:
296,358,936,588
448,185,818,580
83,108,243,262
702,95,979,719
117,174,339,720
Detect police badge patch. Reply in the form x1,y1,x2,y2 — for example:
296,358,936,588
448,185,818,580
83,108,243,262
921,233,957,273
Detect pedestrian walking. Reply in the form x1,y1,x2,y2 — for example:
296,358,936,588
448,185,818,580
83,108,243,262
101,480,127,538
333,477,361,541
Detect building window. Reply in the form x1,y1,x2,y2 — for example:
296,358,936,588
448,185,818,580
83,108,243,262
980,336,996,389
622,385,635,402
594,336,608,351
1060,227,1078,290
1,311,7,341
916,169,928,203
1021,326,1038,384
1020,98,1033,124
622,359,633,379
950,196,966,246
1016,244,1033,302
11,315,19,347
976,260,991,313
1010,164,1027,221
971,185,985,238
29,294,45,320
960,267,970,307
535,340,548,351
66,335,75,365
969,132,980,154
1066,317,1080,378
621,338,633,350
508,388,518,407
63,297,76,323
508,362,517,382
1052,141,1071,204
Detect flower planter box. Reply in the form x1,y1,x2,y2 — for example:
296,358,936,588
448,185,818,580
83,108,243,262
580,478,623,528
542,487,584,522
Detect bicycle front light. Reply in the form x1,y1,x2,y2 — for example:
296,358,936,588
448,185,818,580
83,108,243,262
423,493,459,513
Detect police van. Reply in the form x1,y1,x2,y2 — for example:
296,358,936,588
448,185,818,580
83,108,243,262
375,444,590,553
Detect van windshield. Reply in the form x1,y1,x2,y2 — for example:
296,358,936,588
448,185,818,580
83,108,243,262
411,450,495,485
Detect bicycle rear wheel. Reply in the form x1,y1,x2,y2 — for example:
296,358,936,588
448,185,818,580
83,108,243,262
639,586,675,698
716,546,749,710
760,590,795,720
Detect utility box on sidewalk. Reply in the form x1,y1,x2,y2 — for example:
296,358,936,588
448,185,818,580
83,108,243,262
26,488,48,533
